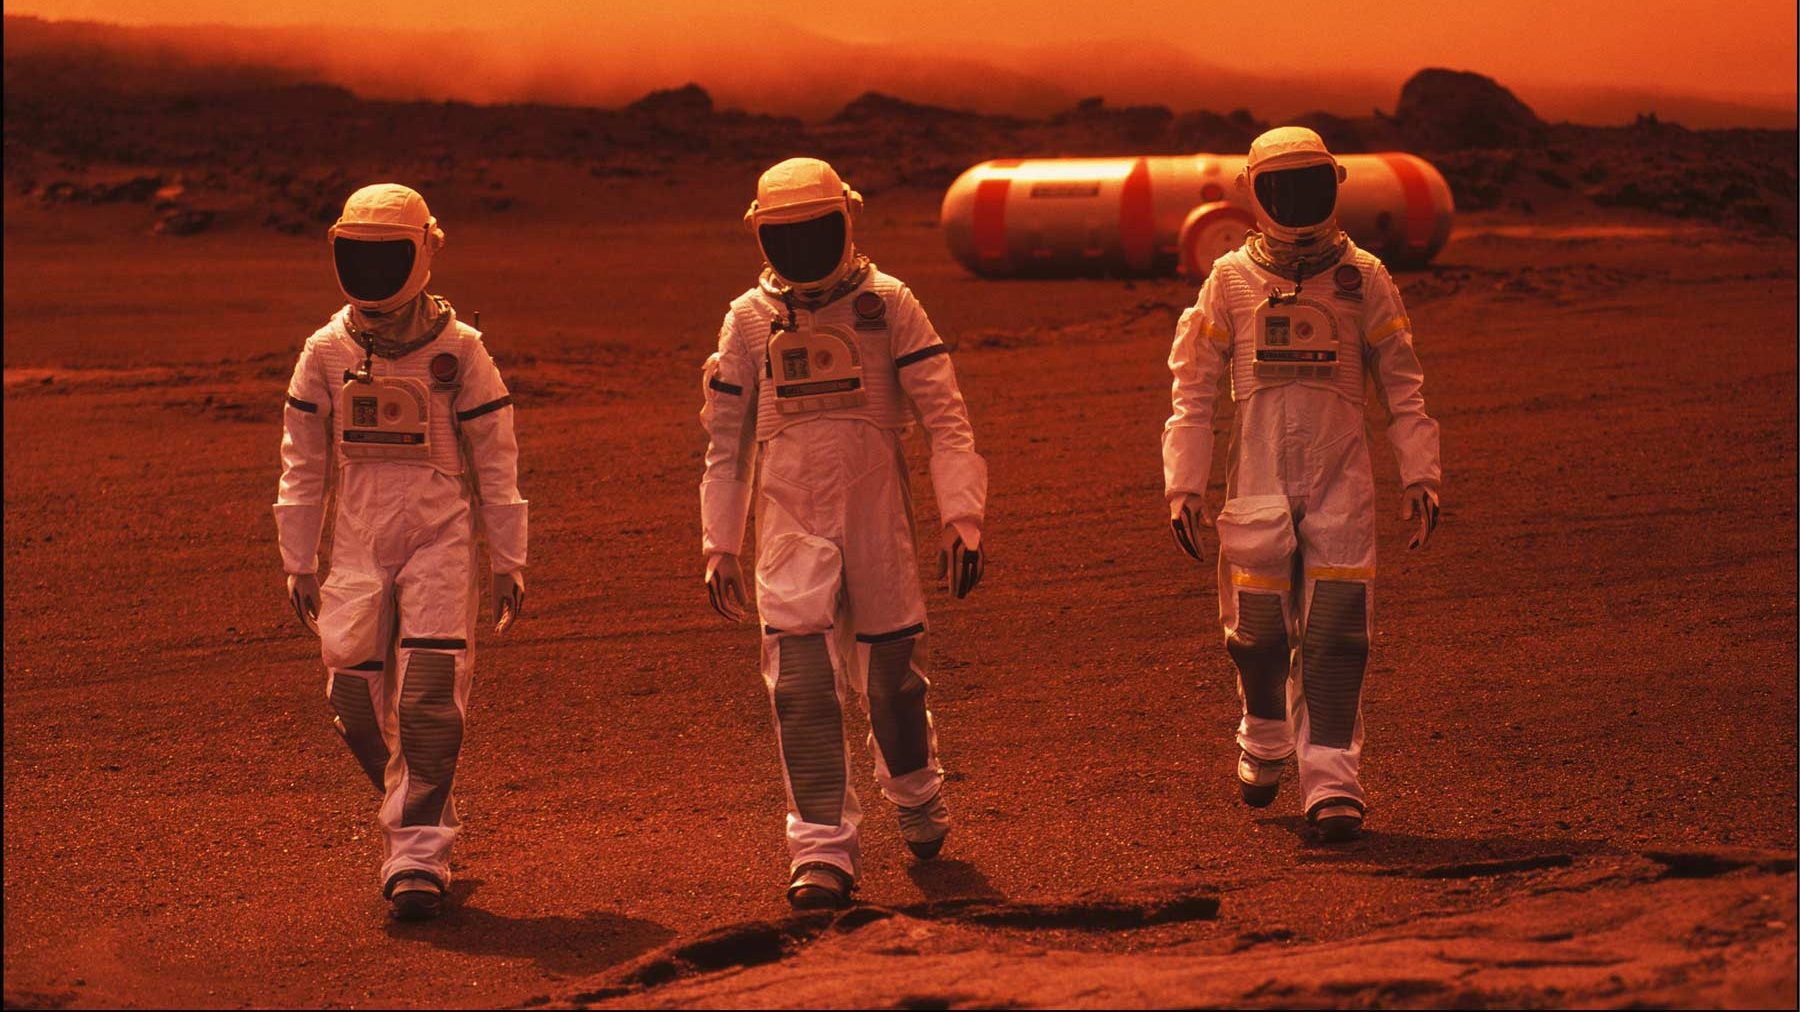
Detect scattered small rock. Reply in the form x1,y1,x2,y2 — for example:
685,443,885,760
154,209,214,236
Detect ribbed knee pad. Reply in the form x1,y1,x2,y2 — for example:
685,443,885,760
863,628,929,777
329,668,389,793
773,634,845,826
1228,591,1289,721
398,650,463,827
1302,581,1369,749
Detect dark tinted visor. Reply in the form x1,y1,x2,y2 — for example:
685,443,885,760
333,237,415,302
759,212,846,285
1253,164,1338,228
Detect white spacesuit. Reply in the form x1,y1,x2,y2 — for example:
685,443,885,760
1163,128,1440,841
274,184,527,918
700,158,987,909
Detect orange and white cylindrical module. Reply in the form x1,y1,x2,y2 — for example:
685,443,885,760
941,153,1454,276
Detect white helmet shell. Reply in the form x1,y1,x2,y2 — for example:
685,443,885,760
745,157,863,292
328,184,446,313
1238,127,1347,246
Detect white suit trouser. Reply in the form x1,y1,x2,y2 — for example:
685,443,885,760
754,418,944,880
316,474,477,890
1214,388,1377,816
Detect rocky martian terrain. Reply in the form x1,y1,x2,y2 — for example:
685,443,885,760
4,19,1796,1009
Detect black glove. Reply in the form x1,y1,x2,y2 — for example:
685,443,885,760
704,554,750,622
287,573,320,632
1168,494,1212,562
1402,484,1440,550
493,571,526,633
937,524,984,599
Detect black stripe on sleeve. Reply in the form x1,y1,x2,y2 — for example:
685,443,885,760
708,375,744,396
286,394,319,413
894,344,949,369
455,395,513,422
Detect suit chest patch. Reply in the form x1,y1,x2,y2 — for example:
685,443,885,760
1250,297,1342,381
337,375,432,460
768,324,867,415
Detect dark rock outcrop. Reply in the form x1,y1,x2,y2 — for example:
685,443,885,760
1169,108,1266,152
1290,111,1376,154
831,91,985,125
625,83,712,119
1395,68,1545,149
1051,96,1174,146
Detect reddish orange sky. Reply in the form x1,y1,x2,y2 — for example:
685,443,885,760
7,0,1795,112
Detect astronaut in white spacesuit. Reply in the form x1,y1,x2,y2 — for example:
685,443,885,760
1163,128,1441,842
275,184,528,919
700,158,988,909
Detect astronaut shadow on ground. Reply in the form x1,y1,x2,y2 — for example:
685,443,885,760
1254,815,1618,869
386,878,677,976
905,858,1006,902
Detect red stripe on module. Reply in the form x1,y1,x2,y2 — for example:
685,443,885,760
1382,153,1435,253
972,176,1012,271
1120,157,1155,273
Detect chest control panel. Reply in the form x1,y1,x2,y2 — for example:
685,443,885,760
337,375,432,460
1252,298,1341,381
769,324,867,415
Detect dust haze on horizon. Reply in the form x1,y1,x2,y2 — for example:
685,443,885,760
5,0,1796,127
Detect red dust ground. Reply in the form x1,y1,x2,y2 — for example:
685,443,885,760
3,65,1798,1010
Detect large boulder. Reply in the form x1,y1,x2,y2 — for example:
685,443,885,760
1395,68,1545,150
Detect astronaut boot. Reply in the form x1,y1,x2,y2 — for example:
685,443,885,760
896,790,951,860
787,862,855,911
1308,797,1365,843
1237,750,1289,809
385,869,447,921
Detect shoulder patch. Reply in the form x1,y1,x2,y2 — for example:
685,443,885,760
429,352,460,385
853,291,887,329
